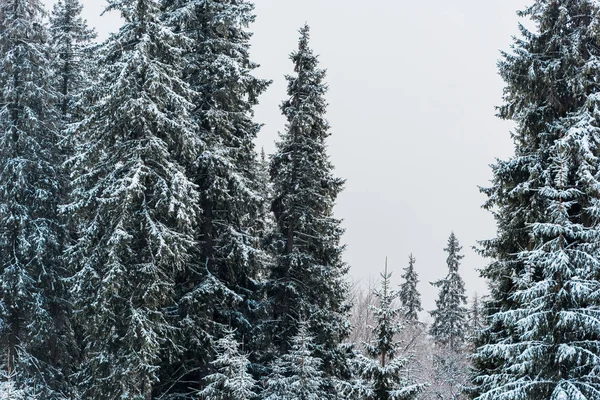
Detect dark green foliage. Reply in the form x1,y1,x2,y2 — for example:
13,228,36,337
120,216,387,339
0,0,75,397
429,232,468,350
66,0,199,397
471,1,600,398
263,322,327,400
157,0,270,396
49,0,96,124
266,24,351,392
399,254,422,323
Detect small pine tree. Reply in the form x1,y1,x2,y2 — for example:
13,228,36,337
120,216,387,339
263,322,327,400
429,232,468,350
348,260,426,400
399,254,422,323
200,329,257,400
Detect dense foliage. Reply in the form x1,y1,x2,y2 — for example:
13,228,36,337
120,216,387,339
2,0,597,398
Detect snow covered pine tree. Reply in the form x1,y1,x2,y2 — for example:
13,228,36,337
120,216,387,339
263,322,327,400
345,261,425,400
0,0,75,397
200,329,258,400
156,1,270,394
65,0,199,398
266,24,351,395
429,232,468,349
399,254,422,323
472,1,600,399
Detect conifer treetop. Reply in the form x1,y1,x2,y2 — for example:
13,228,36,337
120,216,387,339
429,232,468,350
399,253,422,323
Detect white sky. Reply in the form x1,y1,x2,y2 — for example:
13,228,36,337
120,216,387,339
45,0,531,317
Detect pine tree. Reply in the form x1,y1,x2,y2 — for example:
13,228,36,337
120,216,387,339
472,1,600,399
429,232,468,350
49,0,96,124
157,2,270,393
0,0,75,397
263,322,327,400
399,254,422,323
475,129,600,400
65,0,199,397
346,261,425,400
467,294,485,344
200,329,257,400
266,24,351,390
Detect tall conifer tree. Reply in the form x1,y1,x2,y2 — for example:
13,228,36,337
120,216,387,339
0,0,74,397
472,1,600,398
66,0,199,397
158,0,270,395
429,232,468,350
267,24,351,390
399,254,422,323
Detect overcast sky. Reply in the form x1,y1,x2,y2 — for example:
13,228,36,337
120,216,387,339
45,0,531,317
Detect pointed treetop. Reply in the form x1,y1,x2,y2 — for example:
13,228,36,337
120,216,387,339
399,253,422,323
429,232,468,349
298,23,310,43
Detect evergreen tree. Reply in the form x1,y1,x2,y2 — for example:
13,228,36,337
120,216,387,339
158,2,270,393
200,329,257,400
49,0,96,124
0,0,75,397
475,130,600,400
263,322,327,400
346,262,425,400
429,232,468,350
266,24,351,391
467,294,485,344
398,254,422,323
472,1,600,399
65,0,199,397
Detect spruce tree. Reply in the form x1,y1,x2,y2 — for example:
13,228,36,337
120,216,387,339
472,1,600,399
156,1,270,394
0,0,74,397
399,254,422,323
429,232,468,350
347,262,425,400
263,322,327,400
65,0,199,397
475,129,600,400
266,24,351,390
49,0,96,124
467,294,485,344
200,329,258,400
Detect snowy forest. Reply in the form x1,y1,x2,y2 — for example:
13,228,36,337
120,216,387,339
1,0,600,399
